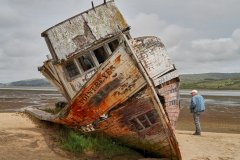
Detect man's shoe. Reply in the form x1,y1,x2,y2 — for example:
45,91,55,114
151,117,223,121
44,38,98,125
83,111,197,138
193,132,201,135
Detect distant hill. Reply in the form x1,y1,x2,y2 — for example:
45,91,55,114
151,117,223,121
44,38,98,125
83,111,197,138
180,73,240,90
180,73,240,81
1,73,240,89
0,78,52,87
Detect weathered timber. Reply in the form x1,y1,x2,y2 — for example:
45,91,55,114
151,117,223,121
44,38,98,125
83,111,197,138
157,82,180,131
28,1,182,159
153,70,179,87
129,37,175,80
41,0,128,62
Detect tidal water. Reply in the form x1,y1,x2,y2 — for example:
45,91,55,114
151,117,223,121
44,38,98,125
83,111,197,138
0,86,57,91
180,90,240,119
180,89,240,97
0,87,64,112
1,87,240,116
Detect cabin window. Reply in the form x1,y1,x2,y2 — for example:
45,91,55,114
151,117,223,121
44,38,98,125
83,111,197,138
65,61,79,78
130,109,158,131
138,114,151,128
130,119,143,130
78,53,95,71
145,109,158,124
93,46,108,64
108,39,119,52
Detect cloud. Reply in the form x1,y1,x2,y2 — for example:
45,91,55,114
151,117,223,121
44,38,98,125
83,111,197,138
0,5,27,28
126,13,200,47
0,24,48,83
168,29,240,73
232,28,240,42
127,13,240,74
0,0,240,83
118,0,240,39
126,13,167,37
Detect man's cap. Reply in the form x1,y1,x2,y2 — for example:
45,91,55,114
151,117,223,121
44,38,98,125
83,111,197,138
190,90,198,94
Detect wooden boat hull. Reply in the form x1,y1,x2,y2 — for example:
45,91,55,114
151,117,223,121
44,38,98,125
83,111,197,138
129,37,180,131
27,40,181,159
30,1,181,158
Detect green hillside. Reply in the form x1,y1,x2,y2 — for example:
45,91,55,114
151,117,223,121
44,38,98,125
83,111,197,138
180,73,240,90
1,73,240,89
180,73,240,81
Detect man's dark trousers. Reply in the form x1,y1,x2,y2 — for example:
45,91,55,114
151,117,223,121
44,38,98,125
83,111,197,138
193,111,202,134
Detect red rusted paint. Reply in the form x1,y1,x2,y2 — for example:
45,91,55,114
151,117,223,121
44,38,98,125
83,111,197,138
49,47,146,127
113,55,121,65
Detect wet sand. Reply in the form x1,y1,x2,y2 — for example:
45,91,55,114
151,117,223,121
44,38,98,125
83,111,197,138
0,89,66,112
176,95,240,134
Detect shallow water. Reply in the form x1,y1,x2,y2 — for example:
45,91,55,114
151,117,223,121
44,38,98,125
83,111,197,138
180,89,240,96
178,93,240,133
1,87,240,118
0,89,65,112
180,94,240,120
0,86,57,91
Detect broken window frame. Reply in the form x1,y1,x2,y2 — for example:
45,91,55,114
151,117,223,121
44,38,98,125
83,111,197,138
76,52,97,73
62,35,124,81
92,45,110,65
129,109,159,132
107,38,120,53
62,60,81,80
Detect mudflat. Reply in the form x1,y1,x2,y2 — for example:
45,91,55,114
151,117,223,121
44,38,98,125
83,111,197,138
0,89,65,112
177,94,240,134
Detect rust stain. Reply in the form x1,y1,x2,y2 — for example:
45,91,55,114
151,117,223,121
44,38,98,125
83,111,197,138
50,48,146,127
113,55,121,65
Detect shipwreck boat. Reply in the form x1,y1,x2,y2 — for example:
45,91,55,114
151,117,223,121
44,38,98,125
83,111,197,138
26,1,181,159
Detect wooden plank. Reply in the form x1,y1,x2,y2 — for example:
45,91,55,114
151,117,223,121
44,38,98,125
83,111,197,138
55,65,97,99
129,37,174,79
157,82,180,96
43,1,128,62
35,46,147,127
153,70,179,87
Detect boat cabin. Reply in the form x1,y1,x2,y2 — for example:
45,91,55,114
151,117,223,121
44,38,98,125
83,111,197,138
39,0,132,101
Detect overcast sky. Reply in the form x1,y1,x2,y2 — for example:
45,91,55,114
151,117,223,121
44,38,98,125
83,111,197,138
0,0,240,83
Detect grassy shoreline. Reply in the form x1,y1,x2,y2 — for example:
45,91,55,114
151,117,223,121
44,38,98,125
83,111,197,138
24,113,143,159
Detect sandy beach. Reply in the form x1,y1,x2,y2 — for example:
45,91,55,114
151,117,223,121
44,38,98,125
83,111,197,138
175,130,240,160
0,112,239,160
0,113,69,160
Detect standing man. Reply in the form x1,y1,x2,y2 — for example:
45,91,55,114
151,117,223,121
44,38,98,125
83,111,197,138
189,90,205,135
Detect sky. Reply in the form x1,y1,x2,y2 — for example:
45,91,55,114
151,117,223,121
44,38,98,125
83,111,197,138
0,0,240,83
